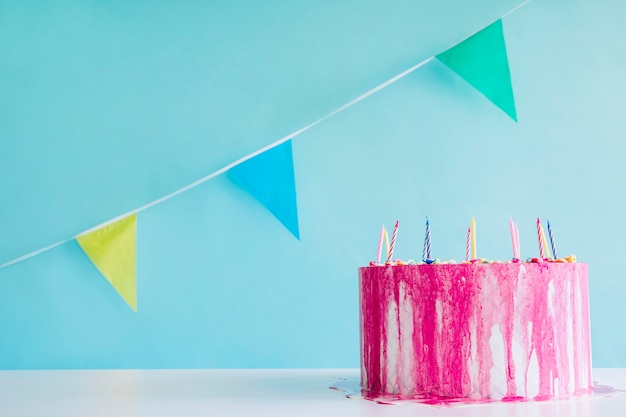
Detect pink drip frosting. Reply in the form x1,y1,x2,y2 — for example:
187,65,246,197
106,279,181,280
359,263,592,400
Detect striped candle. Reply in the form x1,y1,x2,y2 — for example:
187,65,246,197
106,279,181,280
375,224,385,264
423,217,431,261
471,217,476,260
387,221,399,262
465,226,471,262
547,220,558,259
536,217,545,258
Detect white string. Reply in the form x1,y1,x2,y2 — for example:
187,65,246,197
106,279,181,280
0,0,532,270
502,0,532,18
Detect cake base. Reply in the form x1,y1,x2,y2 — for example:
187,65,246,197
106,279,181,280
359,263,592,400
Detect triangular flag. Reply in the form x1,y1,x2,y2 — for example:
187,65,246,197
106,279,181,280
77,214,137,311
228,140,300,239
436,19,517,121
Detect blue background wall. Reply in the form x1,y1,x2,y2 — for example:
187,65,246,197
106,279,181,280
1,0,625,369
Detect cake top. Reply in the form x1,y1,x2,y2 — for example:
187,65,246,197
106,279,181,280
369,217,578,267
368,256,577,267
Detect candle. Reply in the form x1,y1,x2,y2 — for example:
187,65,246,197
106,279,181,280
387,220,399,262
384,227,390,260
423,217,431,261
465,226,471,262
547,220,558,259
541,223,551,259
471,217,477,260
375,224,385,264
509,217,516,259
514,222,521,259
536,217,545,258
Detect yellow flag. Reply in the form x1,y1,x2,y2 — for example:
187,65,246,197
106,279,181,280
77,214,137,311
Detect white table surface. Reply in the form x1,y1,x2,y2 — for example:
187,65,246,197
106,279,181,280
0,368,624,417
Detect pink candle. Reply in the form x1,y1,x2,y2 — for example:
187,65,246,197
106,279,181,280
509,217,516,259
387,221,399,263
537,217,545,258
514,222,521,259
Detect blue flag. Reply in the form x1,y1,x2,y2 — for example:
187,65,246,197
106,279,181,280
228,140,300,239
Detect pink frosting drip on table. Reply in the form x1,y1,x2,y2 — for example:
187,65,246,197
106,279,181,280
359,263,592,400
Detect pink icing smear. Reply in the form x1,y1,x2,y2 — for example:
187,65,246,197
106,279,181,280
359,263,592,400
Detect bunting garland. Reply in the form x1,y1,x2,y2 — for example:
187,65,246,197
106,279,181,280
0,7,525,309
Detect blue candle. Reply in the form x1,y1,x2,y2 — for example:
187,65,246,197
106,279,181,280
423,217,431,262
547,220,558,259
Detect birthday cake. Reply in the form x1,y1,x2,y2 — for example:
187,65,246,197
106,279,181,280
358,219,592,401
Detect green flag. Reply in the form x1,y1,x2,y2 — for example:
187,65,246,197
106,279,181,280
437,19,517,121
